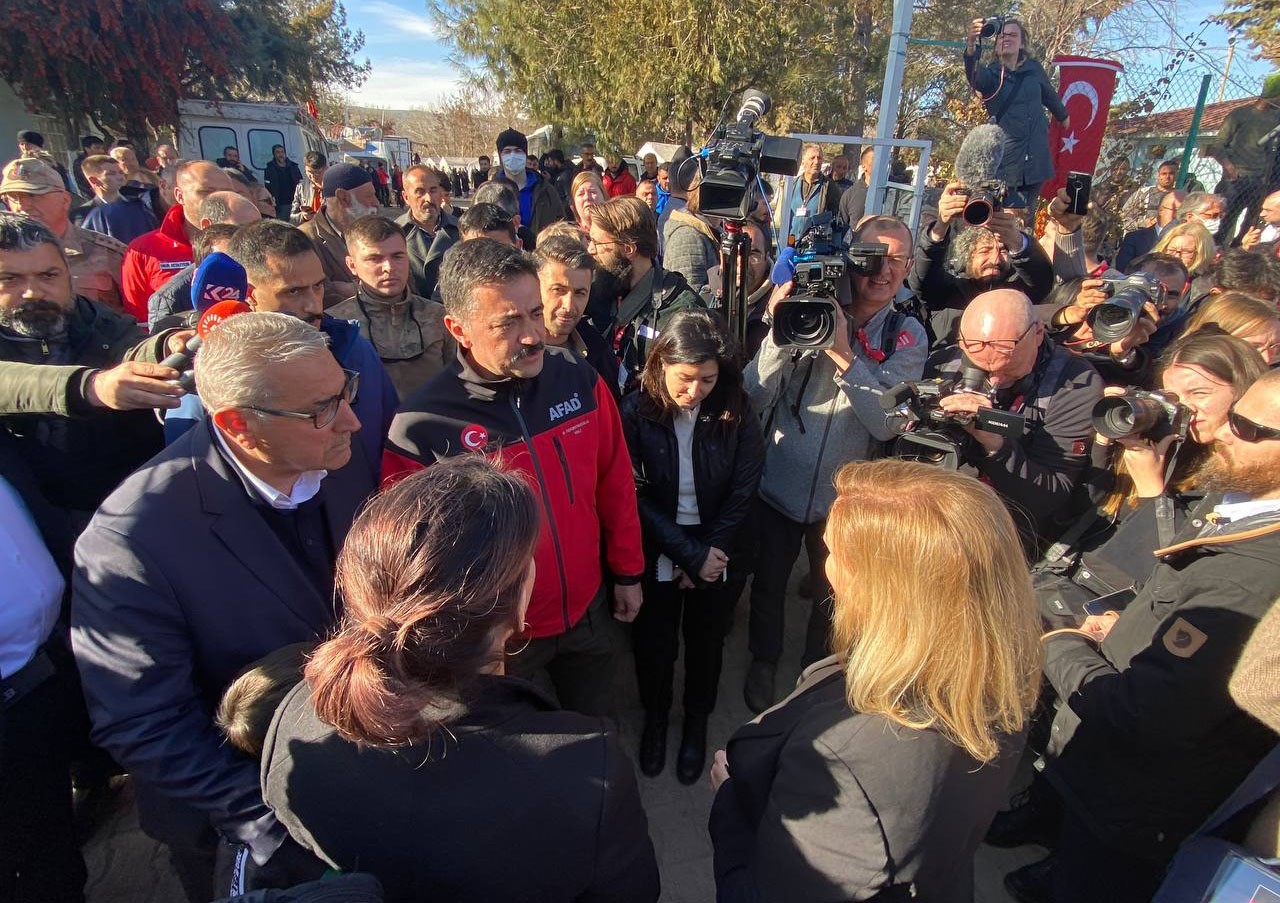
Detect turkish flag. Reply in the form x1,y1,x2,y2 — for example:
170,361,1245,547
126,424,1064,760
1041,56,1124,202
307,99,319,120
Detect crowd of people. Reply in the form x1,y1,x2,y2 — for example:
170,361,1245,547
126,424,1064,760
1,30,1279,902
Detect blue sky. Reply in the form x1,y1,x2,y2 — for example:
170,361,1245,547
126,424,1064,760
343,0,465,110
341,0,1275,112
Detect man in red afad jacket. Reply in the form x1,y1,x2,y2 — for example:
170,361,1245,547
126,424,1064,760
120,160,234,321
385,238,644,716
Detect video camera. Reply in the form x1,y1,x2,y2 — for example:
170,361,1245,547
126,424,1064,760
880,367,1027,468
1085,273,1167,343
1092,388,1189,442
698,89,802,221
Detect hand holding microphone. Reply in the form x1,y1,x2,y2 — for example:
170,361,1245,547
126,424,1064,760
159,253,250,391
160,299,253,392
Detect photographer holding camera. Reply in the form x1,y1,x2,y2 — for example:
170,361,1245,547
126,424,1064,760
963,16,1069,212
1042,273,1164,386
921,289,1103,549
741,215,927,712
910,181,1054,345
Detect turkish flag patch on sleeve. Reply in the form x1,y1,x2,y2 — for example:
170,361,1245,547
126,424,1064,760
895,330,916,350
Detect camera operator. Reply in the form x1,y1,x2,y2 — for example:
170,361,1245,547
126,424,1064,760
742,215,927,712
1010,367,1280,901
925,289,1103,549
963,17,1069,213
910,185,1054,344
1040,272,1164,387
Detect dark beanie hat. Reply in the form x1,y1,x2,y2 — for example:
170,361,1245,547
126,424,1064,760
495,127,528,154
81,135,104,149
321,162,374,198
669,145,697,192
17,130,45,147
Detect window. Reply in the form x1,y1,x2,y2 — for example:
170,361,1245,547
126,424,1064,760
248,129,286,172
198,127,238,163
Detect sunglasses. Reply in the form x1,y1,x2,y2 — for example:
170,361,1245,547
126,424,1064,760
1227,408,1280,443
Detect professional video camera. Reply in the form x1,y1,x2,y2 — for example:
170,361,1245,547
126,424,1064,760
771,214,850,351
880,367,1027,468
979,14,1007,38
1092,388,1189,442
1085,273,1167,343
698,89,802,221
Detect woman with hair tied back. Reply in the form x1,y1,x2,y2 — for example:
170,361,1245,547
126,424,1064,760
260,456,660,903
709,459,1043,902
620,309,764,785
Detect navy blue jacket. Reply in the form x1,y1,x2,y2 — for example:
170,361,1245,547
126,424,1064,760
81,196,158,246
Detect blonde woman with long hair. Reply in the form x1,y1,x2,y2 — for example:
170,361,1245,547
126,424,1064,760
709,459,1042,902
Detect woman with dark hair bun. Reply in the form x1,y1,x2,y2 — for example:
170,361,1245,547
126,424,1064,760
620,308,764,784
260,456,659,903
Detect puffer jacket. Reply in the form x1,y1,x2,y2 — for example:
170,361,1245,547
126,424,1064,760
663,209,719,295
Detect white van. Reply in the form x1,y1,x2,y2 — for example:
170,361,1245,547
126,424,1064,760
176,99,331,179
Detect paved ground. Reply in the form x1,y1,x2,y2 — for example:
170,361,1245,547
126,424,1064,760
83,563,1046,902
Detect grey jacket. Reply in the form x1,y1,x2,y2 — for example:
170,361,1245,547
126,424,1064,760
746,303,928,524
662,209,718,295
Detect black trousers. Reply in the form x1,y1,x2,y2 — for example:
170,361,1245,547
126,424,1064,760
0,662,87,903
632,574,738,717
1052,810,1166,902
509,591,622,717
1217,174,1267,246
746,497,833,668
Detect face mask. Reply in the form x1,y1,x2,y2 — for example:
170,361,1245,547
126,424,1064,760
1199,217,1221,234
501,152,527,178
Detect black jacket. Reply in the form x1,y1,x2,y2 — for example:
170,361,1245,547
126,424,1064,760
926,339,1103,548
264,158,303,207
609,263,704,390
1042,503,1280,861
710,657,1025,902
1115,224,1159,272
396,210,459,300
620,390,764,579
262,676,660,903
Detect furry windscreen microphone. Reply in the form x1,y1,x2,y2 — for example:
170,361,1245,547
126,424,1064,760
953,124,1008,187
190,251,249,314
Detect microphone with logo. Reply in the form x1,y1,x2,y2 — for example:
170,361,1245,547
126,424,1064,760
159,253,250,391
952,124,1008,227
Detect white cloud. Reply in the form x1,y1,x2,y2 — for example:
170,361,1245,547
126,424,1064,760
354,0,441,41
345,58,463,110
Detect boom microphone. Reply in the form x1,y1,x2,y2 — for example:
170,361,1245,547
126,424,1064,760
737,89,772,126
190,251,249,315
160,299,252,391
953,124,1007,188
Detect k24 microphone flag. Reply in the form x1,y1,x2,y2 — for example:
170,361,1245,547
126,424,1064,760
1041,56,1125,202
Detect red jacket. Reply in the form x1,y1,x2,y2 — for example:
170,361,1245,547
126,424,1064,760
121,204,193,322
383,348,644,639
603,168,637,198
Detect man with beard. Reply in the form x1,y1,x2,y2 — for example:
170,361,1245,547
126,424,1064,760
0,213,186,544
396,165,459,300
299,163,382,307
384,238,644,717
533,233,617,391
909,180,1055,346
587,196,702,392
1006,368,1280,902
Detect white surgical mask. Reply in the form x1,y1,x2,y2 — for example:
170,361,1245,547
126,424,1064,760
1198,217,1221,234
501,152,527,178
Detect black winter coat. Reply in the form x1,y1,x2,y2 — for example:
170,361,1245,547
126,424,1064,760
620,390,764,580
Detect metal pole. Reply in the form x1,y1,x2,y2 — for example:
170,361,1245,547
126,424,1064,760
1177,75,1212,190
867,0,914,217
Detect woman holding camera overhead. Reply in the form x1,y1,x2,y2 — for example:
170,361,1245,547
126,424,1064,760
964,17,1069,210
620,309,763,784
709,459,1042,901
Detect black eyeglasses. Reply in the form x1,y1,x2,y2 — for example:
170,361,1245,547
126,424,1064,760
245,369,360,429
1228,408,1280,443
958,322,1035,356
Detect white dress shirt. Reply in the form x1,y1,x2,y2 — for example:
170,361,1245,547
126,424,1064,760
0,476,64,679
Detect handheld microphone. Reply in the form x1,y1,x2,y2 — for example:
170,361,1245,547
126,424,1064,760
160,299,252,391
771,246,797,285
190,251,248,315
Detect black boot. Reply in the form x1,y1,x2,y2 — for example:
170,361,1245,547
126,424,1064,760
638,711,668,777
1003,853,1056,903
986,783,1061,849
676,714,708,785
743,659,776,714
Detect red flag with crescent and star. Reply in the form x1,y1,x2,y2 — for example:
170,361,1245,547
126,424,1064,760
1041,56,1124,202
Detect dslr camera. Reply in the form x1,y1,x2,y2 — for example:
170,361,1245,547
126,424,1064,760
961,180,1009,227
1085,273,1167,343
980,14,1007,38
881,367,1027,469
698,89,802,220
1092,388,1189,442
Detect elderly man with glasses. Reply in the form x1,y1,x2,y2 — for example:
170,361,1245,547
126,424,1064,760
71,311,377,901
924,287,1103,552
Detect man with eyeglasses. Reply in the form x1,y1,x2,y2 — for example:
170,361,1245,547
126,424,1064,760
1022,367,1280,902
227,219,398,480
328,215,452,399
925,288,1102,551
1115,188,1186,272
587,196,703,391
742,215,928,712
72,311,376,901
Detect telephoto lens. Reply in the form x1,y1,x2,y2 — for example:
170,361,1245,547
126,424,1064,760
1087,289,1147,343
1091,390,1188,441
